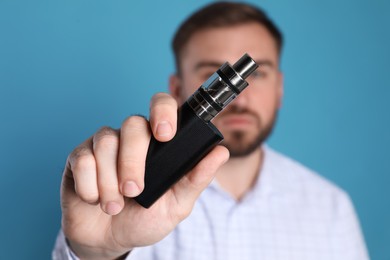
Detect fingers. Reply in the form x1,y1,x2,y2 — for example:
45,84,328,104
92,127,124,215
67,127,125,216
172,145,229,209
64,93,181,217
118,116,151,198
149,93,178,142
67,138,99,204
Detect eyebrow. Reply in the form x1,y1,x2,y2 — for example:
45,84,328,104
193,59,275,72
255,60,275,68
194,61,221,72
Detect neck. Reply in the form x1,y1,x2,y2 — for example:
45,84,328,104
215,146,264,201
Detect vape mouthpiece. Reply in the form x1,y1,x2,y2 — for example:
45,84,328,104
187,53,259,122
233,53,258,79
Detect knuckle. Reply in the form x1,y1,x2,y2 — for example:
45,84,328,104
92,126,119,151
170,204,191,222
71,154,95,173
151,93,177,108
119,158,144,176
98,126,117,135
93,134,119,151
177,207,191,220
185,174,204,192
101,185,119,193
98,185,121,201
77,188,99,204
150,103,176,117
69,145,90,162
194,163,210,175
94,126,118,141
151,92,172,102
121,116,149,134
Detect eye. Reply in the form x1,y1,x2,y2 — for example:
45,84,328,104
201,71,215,81
249,70,266,79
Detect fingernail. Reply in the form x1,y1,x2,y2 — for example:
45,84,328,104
105,202,121,215
122,181,141,197
156,121,172,137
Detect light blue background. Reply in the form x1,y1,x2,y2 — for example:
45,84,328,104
1,0,389,259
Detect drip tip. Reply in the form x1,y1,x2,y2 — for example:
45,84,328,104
232,53,258,79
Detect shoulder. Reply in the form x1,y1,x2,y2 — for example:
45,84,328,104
262,147,368,257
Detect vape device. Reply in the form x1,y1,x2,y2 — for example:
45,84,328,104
135,54,258,208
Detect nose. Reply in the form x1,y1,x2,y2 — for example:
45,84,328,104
232,88,250,108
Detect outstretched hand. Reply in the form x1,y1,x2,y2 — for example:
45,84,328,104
61,93,229,259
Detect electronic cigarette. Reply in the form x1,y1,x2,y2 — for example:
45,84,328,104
135,54,258,208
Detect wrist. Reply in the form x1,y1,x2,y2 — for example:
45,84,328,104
67,238,131,260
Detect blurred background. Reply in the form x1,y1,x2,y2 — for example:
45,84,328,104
1,0,389,259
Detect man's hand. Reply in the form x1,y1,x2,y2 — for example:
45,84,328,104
61,93,229,259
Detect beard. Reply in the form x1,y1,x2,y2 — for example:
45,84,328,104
217,106,278,158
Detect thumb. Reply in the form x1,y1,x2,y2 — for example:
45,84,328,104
172,145,229,206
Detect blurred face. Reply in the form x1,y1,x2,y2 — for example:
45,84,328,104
170,23,283,157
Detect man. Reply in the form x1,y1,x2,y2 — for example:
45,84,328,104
53,2,369,259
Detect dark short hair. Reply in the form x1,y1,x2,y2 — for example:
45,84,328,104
172,1,283,75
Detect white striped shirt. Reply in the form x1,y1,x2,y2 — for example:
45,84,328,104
53,146,369,260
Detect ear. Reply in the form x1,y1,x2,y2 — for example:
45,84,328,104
169,74,183,104
276,71,284,108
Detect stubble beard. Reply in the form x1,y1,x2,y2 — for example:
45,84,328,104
219,108,278,158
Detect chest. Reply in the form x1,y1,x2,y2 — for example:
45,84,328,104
156,192,336,260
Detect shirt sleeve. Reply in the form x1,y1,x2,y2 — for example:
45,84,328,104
52,230,79,260
52,229,154,260
331,191,370,260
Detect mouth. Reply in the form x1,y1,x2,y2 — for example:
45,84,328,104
218,114,256,130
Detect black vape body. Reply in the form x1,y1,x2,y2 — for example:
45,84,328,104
134,102,223,208
135,54,258,208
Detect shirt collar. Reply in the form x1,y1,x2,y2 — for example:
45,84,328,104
208,144,277,203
